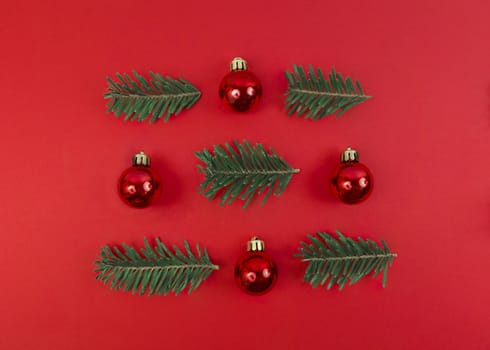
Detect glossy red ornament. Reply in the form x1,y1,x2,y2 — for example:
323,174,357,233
219,57,262,112
118,151,161,208
330,147,373,204
234,237,277,296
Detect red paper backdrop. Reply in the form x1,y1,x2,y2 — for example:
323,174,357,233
1,0,489,349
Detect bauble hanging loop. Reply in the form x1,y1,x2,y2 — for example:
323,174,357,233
118,151,161,208
330,147,374,204
234,236,277,296
219,57,262,112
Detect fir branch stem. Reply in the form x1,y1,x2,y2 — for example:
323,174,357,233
289,88,372,99
98,264,219,271
205,168,300,175
302,253,397,262
105,91,201,100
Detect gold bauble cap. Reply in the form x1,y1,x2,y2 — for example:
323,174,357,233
340,147,359,163
132,151,151,167
230,57,248,71
247,236,265,252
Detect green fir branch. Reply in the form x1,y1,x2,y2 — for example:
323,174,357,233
195,140,300,209
285,65,371,120
104,71,201,123
94,238,218,296
295,231,397,290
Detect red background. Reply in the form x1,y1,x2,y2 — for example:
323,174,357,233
1,0,489,349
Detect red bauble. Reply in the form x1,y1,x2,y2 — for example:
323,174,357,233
219,57,261,112
118,151,160,208
330,147,373,204
234,237,277,295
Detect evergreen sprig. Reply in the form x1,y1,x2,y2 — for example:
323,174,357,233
195,141,300,208
296,231,397,290
94,238,218,296
285,65,371,120
104,71,201,123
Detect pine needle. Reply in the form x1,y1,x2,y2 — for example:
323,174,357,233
195,140,300,208
104,71,201,123
94,238,219,296
285,65,371,120
295,231,397,290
